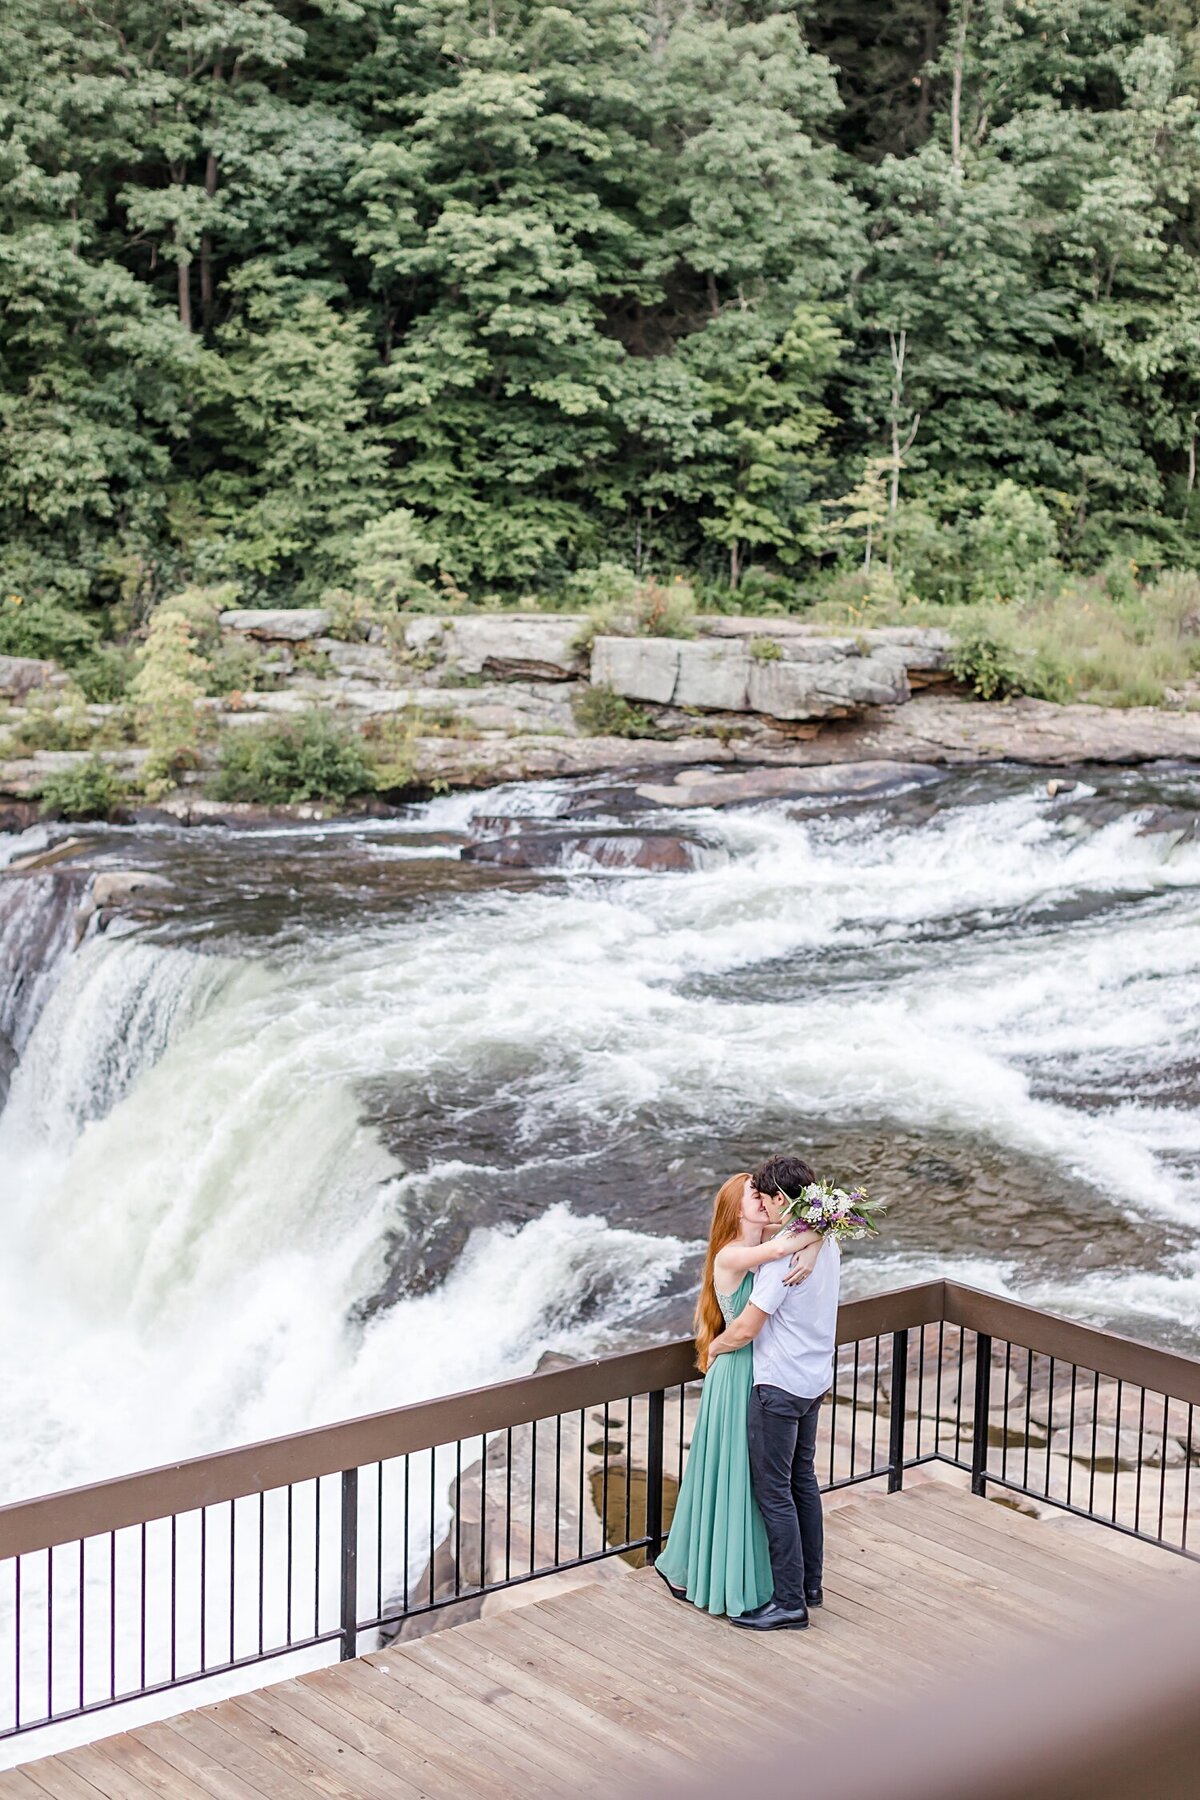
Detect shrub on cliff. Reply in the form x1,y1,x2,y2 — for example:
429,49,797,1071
39,756,123,821
213,714,372,806
572,685,659,738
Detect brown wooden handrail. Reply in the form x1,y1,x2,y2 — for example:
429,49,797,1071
4,1277,1199,1562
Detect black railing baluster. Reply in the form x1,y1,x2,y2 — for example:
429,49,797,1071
285,1485,293,1646
313,1479,322,1638
199,1507,207,1673
1183,1406,1194,1553
971,1333,992,1496
505,1427,513,1581
46,1545,53,1722
258,1494,265,1659
338,1468,358,1662
376,1463,384,1624
453,1440,462,1597
109,1532,116,1703
646,1390,666,1558
530,1419,539,1574
77,1540,84,1712
481,1434,488,1589
229,1501,236,1667
553,1416,561,1567
14,1555,21,1731
578,1409,586,1560
887,1330,908,1493
402,1457,410,1614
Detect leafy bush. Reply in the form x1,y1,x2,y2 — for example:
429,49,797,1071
205,637,268,697
213,714,372,805
39,756,124,821
562,563,639,611
968,482,1060,604
4,689,96,753
73,646,134,703
573,685,659,737
949,619,1027,700
0,593,98,664
750,636,783,662
361,714,419,792
344,510,440,610
130,603,211,794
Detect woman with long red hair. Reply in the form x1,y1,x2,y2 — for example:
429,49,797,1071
654,1173,820,1616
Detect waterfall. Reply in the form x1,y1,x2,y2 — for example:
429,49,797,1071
0,870,90,1105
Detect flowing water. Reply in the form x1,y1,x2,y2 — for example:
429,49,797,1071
2,761,1200,1746
4,761,1200,1509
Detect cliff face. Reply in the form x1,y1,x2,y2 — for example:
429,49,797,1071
3,614,1200,818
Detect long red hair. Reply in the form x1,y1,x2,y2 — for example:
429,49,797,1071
694,1174,751,1369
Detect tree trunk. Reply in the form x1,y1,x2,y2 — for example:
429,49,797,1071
177,257,192,332
729,541,740,589
199,149,218,328
950,0,971,173
1188,415,1196,494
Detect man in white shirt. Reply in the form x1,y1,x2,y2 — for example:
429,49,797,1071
705,1155,840,1631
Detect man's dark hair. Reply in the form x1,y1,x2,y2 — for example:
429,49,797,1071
752,1155,817,1200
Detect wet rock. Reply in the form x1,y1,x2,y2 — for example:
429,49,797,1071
1049,1424,1186,1469
0,654,61,698
89,870,173,909
219,607,331,642
0,866,90,1055
635,760,943,809
6,836,91,872
463,829,716,873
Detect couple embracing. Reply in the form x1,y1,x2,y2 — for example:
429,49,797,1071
655,1155,839,1632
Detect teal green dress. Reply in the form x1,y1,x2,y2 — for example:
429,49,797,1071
654,1273,775,1616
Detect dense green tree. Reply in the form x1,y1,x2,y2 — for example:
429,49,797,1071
0,0,1196,619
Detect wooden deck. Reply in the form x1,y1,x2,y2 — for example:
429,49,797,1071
3,1482,1194,1799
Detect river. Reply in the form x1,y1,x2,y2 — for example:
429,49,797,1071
2,759,1200,1519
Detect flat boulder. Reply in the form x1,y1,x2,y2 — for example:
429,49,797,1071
635,761,943,809
219,608,331,642
404,615,587,681
89,870,173,908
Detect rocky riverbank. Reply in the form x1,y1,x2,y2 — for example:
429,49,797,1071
3,609,1200,823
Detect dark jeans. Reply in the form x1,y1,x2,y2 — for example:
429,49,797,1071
747,1383,824,1610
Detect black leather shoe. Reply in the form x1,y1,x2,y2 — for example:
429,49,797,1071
655,1566,687,1601
804,1587,824,1608
730,1600,809,1631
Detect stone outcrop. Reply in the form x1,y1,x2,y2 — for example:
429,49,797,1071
0,655,61,698
404,614,587,681
590,627,951,720
219,607,332,641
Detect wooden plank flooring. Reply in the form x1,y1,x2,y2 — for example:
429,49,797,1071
5,1483,1196,1799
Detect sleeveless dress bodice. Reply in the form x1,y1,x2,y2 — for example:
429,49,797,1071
654,1270,774,1616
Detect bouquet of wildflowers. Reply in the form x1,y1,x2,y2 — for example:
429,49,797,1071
780,1180,885,1242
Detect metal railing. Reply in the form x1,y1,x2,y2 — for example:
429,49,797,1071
2,1279,1198,1745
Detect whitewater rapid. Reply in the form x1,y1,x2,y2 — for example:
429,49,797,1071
3,770,1200,1514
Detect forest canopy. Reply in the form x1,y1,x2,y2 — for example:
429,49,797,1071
1,0,1198,632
